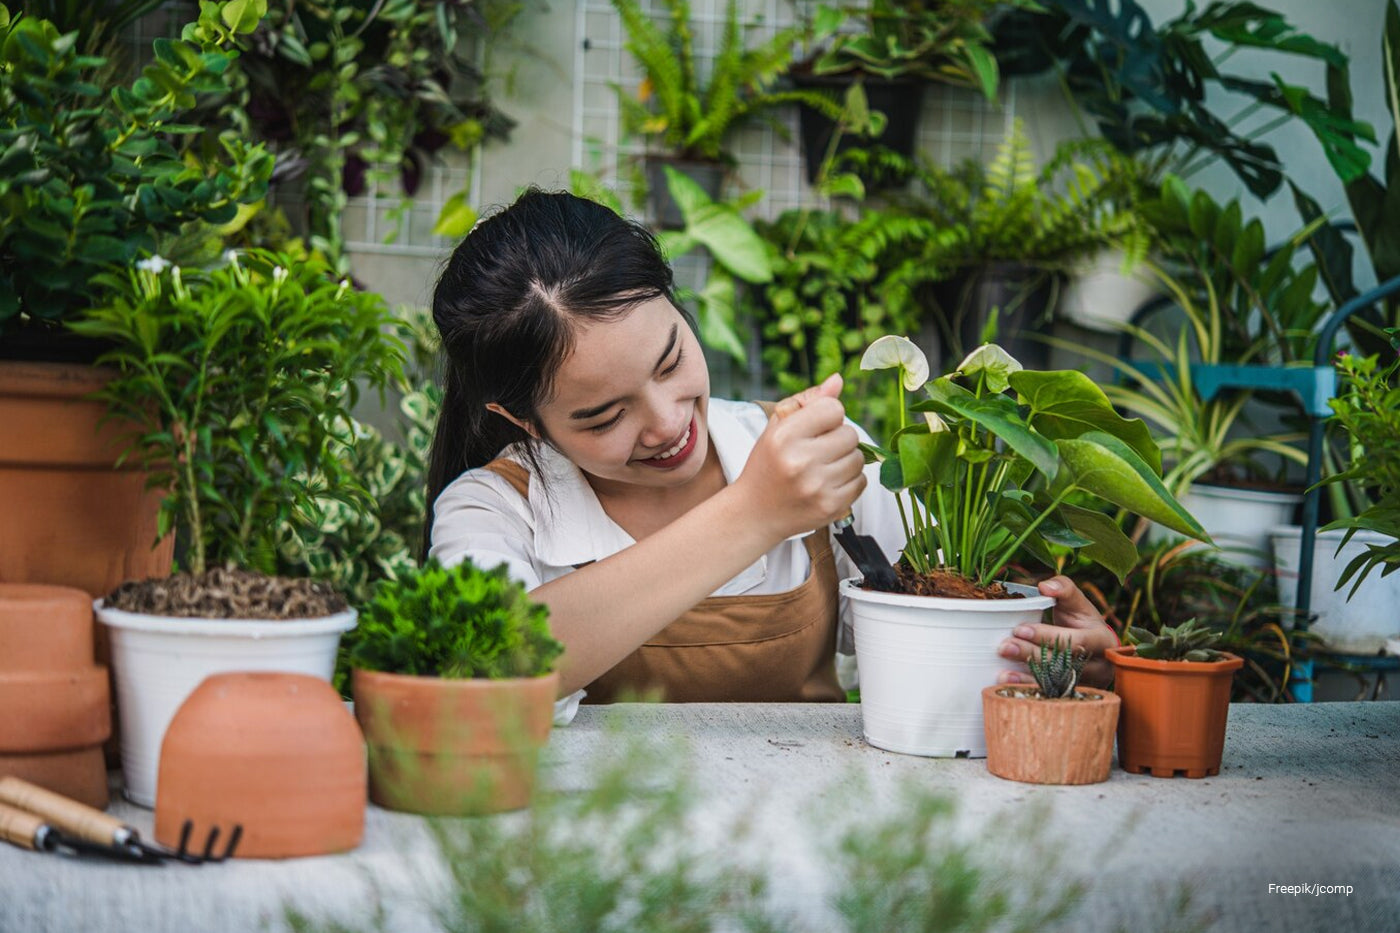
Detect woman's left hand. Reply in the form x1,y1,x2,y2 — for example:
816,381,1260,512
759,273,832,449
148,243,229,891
996,575,1117,689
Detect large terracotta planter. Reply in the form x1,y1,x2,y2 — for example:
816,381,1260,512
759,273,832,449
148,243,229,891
0,362,173,597
155,672,366,859
1106,645,1242,778
353,668,559,816
982,684,1120,785
0,584,110,808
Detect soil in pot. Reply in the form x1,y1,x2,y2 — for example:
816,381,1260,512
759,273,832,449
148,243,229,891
105,567,346,619
874,565,1024,600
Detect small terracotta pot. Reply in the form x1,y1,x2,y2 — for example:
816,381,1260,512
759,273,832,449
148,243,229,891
982,684,1121,785
1106,645,1243,778
353,668,559,816
155,672,366,859
0,584,110,808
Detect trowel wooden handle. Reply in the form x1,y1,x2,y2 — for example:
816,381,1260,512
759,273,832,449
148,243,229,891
0,801,45,851
0,776,125,845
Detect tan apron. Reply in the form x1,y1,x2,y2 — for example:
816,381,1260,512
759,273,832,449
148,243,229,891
481,441,843,704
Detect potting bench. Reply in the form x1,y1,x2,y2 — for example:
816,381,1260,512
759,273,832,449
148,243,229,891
1117,273,1400,702
1,701,1396,933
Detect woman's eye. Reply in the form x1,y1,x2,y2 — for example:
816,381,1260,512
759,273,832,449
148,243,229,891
589,411,623,433
661,347,685,376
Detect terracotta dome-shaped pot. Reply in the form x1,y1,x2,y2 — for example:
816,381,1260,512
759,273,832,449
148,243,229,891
353,668,559,816
155,672,366,859
0,584,110,807
982,684,1120,785
1106,645,1243,778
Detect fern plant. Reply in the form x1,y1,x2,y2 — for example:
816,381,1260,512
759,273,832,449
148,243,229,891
611,0,840,162
347,557,563,680
1027,639,1087,698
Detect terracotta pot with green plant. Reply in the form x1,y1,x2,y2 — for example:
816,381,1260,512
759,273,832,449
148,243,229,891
849,336,1207,758
0,1,272,604
67,249,406,807
610,0,836,227
982,639,1120,785
1107,618,1243,779
348,558,563,816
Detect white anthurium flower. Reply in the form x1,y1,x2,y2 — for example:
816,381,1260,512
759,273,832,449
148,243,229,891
923,411,948,432
135,255,170,275
957,344,1022,394
860,335,929,390
273,266,289,284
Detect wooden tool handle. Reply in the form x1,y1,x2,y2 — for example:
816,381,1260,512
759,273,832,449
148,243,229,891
0,801,44,851
0,776,124,845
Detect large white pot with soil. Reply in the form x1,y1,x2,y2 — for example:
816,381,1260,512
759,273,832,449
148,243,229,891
1268,526,1400,655
842,579,1054,758
1149,484,1301,571
95,604,356,807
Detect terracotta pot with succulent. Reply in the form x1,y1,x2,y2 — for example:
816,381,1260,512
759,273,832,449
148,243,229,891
982,639,1120,785
67,249,406,807
1107,618,1243,778
610,0,837,227
849,336,1207,757
348,558,563,816
0,1,271,606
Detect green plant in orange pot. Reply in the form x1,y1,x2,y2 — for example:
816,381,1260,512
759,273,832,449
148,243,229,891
1106,617,1243,779
347,557,564,816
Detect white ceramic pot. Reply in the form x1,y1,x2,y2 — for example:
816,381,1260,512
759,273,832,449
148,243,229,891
95,604,357,807
1056,248,1162,332
842,579,1053,758
1149,484,1301,571
1267,526,1400,655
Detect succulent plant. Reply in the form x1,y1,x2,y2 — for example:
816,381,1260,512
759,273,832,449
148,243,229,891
1127,617,1228,663
1027,638,1087,699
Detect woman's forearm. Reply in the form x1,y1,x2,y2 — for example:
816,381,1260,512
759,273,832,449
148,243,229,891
532,484,784,695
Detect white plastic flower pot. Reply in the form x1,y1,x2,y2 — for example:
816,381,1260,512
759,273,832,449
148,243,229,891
1056,248,1162,332
1268,526,1400,654
842,578,1053,758
1149,484,1301,571
95,603,357,807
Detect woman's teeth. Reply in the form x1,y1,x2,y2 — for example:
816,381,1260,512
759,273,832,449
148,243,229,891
651,425,691,460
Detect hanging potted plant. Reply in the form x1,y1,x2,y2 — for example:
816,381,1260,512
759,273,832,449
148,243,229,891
68,249,406,807
610,0,836,228
348,557,564,817
982,639,1120,785
851,336,1207,758
1106,618,1243,778
0,1,272,602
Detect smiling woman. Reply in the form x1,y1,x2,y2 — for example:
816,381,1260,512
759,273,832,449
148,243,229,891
422,189,1117,724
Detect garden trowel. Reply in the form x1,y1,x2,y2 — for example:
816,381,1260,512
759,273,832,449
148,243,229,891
833,511,900,592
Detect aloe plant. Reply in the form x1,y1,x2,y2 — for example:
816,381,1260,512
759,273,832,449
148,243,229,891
1027,638,1087,698
860,337,1208,588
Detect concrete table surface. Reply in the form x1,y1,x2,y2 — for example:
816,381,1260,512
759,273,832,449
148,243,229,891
2,701,1397,933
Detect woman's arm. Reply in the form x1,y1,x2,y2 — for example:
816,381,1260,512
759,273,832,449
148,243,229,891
535,377,866,696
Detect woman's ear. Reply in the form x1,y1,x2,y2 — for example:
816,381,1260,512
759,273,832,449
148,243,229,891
486,402,539,439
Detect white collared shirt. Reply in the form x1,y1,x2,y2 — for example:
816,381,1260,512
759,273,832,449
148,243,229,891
429,398,906,723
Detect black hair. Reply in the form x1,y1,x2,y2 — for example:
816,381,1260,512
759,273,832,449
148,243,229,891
423,188,681,558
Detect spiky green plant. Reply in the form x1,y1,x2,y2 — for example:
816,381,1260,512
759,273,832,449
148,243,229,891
1128,617,1228,663
1027,638,1087,698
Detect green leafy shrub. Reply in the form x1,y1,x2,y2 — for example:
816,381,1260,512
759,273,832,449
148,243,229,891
0,1,272,342
348,558,563,680
69,248,407,576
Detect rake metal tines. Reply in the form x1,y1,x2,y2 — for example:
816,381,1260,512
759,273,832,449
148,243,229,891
131,820,243,865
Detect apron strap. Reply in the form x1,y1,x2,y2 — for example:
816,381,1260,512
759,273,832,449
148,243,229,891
481,458,531,498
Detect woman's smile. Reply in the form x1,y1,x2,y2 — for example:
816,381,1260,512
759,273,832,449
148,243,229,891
634,415,698,469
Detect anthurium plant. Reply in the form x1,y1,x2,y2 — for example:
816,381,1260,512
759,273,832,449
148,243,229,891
860,336,1209,591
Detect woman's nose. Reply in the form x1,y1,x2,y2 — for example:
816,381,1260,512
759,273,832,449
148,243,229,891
637,398,687,447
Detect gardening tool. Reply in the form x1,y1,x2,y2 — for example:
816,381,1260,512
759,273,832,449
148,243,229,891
0,776,241,864
770,398,901,592
0,801,159,864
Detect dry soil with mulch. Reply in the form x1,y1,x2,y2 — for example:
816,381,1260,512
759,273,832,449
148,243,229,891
105,566,347,619
885,564,1025,600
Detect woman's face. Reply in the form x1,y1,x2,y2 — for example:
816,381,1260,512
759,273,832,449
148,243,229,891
532,297,712,493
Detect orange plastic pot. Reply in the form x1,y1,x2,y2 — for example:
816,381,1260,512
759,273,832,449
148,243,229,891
982,684,1120,785
353,668,559,816
1106,645,1243,778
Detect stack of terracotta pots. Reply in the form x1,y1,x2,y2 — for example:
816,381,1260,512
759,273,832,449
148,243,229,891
0,584,112,808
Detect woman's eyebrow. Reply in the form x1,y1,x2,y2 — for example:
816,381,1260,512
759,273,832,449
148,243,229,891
568,323,679,421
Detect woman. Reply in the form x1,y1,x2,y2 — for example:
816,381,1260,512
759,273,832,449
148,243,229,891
425,189,1116,722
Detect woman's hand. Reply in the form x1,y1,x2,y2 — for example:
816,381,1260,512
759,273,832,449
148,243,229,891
737,373,867,541
996,575,1118,689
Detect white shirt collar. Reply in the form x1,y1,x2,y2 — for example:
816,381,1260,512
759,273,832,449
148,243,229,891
515,398,763,568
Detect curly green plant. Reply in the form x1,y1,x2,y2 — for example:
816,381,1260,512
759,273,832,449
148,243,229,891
1027,639,1087,698
348,558,563,680
1127,617,1228,663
